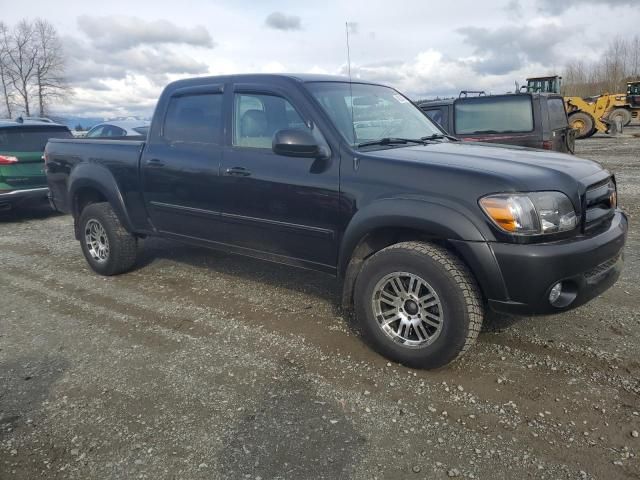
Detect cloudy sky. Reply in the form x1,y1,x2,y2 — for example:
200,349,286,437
1,0,638,118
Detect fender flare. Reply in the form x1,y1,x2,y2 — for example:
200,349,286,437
68,163,135,235
337,198,508,311
338,198,488,276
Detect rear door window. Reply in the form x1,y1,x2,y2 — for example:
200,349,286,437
547,98,569,130
163,93,223,144
0,127,72,152
454,96,533,134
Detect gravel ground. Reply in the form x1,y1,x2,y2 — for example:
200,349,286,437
1,134,639,480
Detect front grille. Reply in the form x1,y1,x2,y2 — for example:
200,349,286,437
584,178,616,231
584,254,620,284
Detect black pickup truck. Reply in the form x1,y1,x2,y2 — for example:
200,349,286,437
45,74,627,369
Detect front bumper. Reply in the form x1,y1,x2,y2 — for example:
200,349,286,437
487,210,628,315
0,187,49,209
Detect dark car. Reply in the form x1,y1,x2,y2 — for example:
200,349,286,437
0,119,73,211
45,74,626,369
417,92,576,153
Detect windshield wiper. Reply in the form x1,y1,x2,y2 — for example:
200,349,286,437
420,133,458,142
357,137,426,148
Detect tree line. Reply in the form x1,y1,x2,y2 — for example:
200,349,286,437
563,35,640,97
0,19,69,119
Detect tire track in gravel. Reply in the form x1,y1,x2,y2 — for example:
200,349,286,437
3,243,637,412
2,243,622,389
0,274,183,352
3,247,638,478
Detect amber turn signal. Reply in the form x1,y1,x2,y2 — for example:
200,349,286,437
479,197,518,232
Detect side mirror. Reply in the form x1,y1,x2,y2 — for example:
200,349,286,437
272,129,323,158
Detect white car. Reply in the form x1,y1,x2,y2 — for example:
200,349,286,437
86,120,150,138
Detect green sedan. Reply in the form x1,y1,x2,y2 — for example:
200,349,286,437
0,120,72,211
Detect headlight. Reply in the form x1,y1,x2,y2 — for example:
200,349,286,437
479,192,578,235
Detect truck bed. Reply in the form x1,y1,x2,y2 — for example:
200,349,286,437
45,138,145,215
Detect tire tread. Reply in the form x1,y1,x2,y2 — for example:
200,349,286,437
366,241,483,363
79,202,137,275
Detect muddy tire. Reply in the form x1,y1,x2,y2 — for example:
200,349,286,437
354,241,483,369
569,112,595,139
78,202,138,276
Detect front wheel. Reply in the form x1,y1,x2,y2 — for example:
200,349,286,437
78,202,138,275
569,112,595,139
354,242,483,369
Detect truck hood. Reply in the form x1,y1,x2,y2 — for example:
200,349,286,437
364,141,608,189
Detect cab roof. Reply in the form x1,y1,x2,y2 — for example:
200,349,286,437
165,73,389,92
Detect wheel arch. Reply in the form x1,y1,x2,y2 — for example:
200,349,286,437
338,199,505,312
68,164,134,239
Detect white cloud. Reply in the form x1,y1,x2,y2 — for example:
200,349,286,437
61,15,215,109
536,0,638,13
342,50,490,98
55,75,161,118
77,15,214,51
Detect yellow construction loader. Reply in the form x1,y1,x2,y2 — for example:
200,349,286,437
524,76,640,138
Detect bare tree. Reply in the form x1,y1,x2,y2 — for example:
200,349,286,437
34,19,68,116
563,35,640,97
4,20,39,116
0,22,14,117
0,19,69,118
629,36,640,78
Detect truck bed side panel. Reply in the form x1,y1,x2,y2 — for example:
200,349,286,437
45,139,153,232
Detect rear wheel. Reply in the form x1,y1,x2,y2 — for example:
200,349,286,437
354,241,483,369
79,202,138,275
569,112,595,138
608,108,631,127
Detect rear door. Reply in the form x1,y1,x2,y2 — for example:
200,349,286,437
141,85,226,239
546,96,575,153
0,126,72,191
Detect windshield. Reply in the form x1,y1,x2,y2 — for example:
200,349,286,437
307,82,441,147
0,127,72,152
454,95,533,134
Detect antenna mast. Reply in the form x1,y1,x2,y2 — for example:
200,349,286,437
346,22,352,82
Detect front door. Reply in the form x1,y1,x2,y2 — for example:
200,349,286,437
217,88,340,271
142,86,226,239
